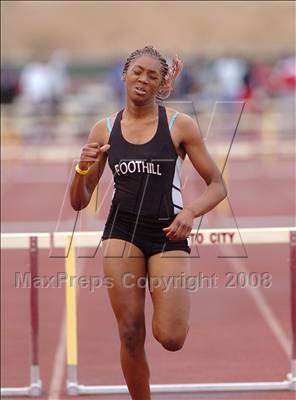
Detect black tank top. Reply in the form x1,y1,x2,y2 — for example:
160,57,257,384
106,104,184,219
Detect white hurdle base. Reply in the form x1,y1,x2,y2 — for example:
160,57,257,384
67,379,295,396
0,384,41,398
67,360,296,395
0,387,31,397
0,366,42,397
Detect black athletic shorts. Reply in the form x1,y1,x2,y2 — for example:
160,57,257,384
101,204,191,258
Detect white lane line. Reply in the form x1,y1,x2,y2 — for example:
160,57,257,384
48,317,66,399
224,253,290,358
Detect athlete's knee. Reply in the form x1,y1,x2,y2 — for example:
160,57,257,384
160,336,185,352
118,319,146,354
156,332,187,352
153,322,189,352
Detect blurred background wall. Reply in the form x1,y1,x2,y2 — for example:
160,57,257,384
1,1,296,124
2,1,295,60
1,1,295,160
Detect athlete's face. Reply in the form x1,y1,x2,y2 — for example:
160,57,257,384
124,56,163,103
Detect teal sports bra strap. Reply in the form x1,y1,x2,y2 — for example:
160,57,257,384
106,117,112,135
169,112,180,130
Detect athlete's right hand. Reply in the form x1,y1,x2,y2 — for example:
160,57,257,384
78,142,110,170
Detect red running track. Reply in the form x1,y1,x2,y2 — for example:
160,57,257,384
1,154,295,399
1,243,294,399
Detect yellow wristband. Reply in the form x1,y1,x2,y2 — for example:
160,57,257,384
75,163,90,175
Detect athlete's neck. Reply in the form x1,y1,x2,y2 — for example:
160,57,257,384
124,99,158,120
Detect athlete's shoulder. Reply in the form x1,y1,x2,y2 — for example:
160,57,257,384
108,110,120,120
96,110,119,126
167,109,201,145
165,107,199,130
164,106,179,119
87,110,119,145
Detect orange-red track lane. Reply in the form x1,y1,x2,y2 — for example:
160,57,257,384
1,155,295,400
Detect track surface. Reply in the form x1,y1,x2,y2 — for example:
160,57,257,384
1,152,295,399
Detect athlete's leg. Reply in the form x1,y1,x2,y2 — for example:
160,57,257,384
102,239,150,400
148,251,191,351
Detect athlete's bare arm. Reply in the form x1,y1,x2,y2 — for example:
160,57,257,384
177,113,227,216
163,113,227,240
70,119,110,211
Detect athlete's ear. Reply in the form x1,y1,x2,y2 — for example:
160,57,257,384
121,73,126,82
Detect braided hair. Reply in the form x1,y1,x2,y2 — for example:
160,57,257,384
122,46,182,100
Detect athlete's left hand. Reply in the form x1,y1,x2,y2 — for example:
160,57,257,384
163,208,195,241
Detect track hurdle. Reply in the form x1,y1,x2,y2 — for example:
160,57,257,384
1,228,295,396
1,236,42,398
56,227,295,395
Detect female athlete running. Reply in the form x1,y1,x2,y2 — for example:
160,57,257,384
70,46,227,400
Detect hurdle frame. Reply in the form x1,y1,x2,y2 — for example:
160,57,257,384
1,236,42,398
1,228,295,396
60,227,296,395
